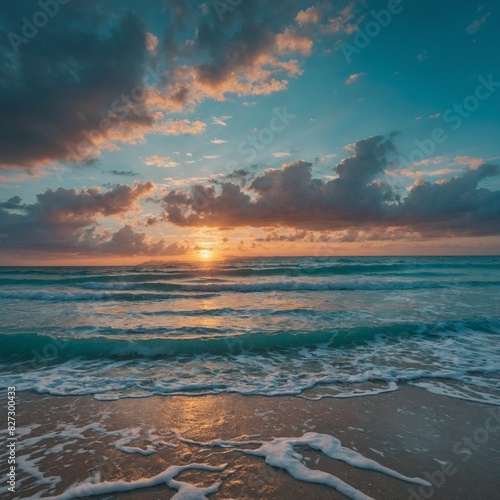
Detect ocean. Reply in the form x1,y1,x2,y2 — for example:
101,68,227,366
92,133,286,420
1,256,499,405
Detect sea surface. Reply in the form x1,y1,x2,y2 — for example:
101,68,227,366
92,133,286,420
1,256,499,404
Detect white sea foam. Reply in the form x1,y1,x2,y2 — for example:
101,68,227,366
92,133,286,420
113,427,157,456
46,463,227,500
172,430,431,500
0,419,183,499
3,324,499,405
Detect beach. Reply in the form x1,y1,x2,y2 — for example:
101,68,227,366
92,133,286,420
2,1,500,497
4,385,499,499
1,257,499,499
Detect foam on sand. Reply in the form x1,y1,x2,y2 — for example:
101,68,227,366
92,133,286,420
172,430,431,500
45,463,228,500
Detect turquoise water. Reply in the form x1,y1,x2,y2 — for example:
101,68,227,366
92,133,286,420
0,256,499,403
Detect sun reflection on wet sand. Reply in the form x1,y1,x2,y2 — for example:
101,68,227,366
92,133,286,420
166,396,237,438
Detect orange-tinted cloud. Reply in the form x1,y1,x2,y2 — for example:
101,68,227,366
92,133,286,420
0,1,312,170
162,135,500,238
0,182,187,256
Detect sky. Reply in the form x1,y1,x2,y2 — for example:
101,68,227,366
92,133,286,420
0,0,499,264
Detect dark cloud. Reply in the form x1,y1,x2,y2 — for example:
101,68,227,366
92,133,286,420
77,224,189,256
394,164,500,237
0,196,22,209
108,170,139,177
0,3,152,169
213,167,255,187
162,135,500,237
255,230,331,242
163,135,398,228
0,182,186,256
0,0,311,170
256,230,310,242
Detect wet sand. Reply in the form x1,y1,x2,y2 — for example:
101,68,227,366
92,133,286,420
4,385,500,499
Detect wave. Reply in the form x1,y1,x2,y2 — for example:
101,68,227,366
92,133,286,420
2,276,498,294
0,280,442,301
175,279,446,292
76,279,500,293
0,290,216,301
1,318,498,360
1,256,499,285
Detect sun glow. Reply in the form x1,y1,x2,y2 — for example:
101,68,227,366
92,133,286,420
199,249,213,260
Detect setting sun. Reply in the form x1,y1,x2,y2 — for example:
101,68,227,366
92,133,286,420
199,249,212,260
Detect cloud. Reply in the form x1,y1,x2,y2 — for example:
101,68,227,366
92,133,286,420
211,138,227,144
398,165,500,236
322,4,358,34
144,155,180,168
0,165,65,184
315,153,338,164
255,229,331,243
454,155,484,170
387,167,461,179
0,7,154,170
296,6,321,25
107,170,138,177
0,182,181,256
417,51,429,62
77,225,189,256
154,119,206,135
36,182,153,221
153,1,316,106
163,135,398,229
345,72,366,85
146,32,159,53
162,134,500,238
386,155,487,178
272,152,292,158
0,1,312,171
0,196,22,209
333,227,417,243
275,27,313,55
216,168,255,188
162,174,226,189
296,3,359,34
211,116,232,126
466,12,490,34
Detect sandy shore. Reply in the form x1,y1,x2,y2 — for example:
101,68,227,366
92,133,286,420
3,385,500,499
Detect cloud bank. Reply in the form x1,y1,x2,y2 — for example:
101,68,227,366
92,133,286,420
0,182,187,256
162,135,500,238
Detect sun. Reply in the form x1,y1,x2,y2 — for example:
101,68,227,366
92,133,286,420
199,249,212,260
